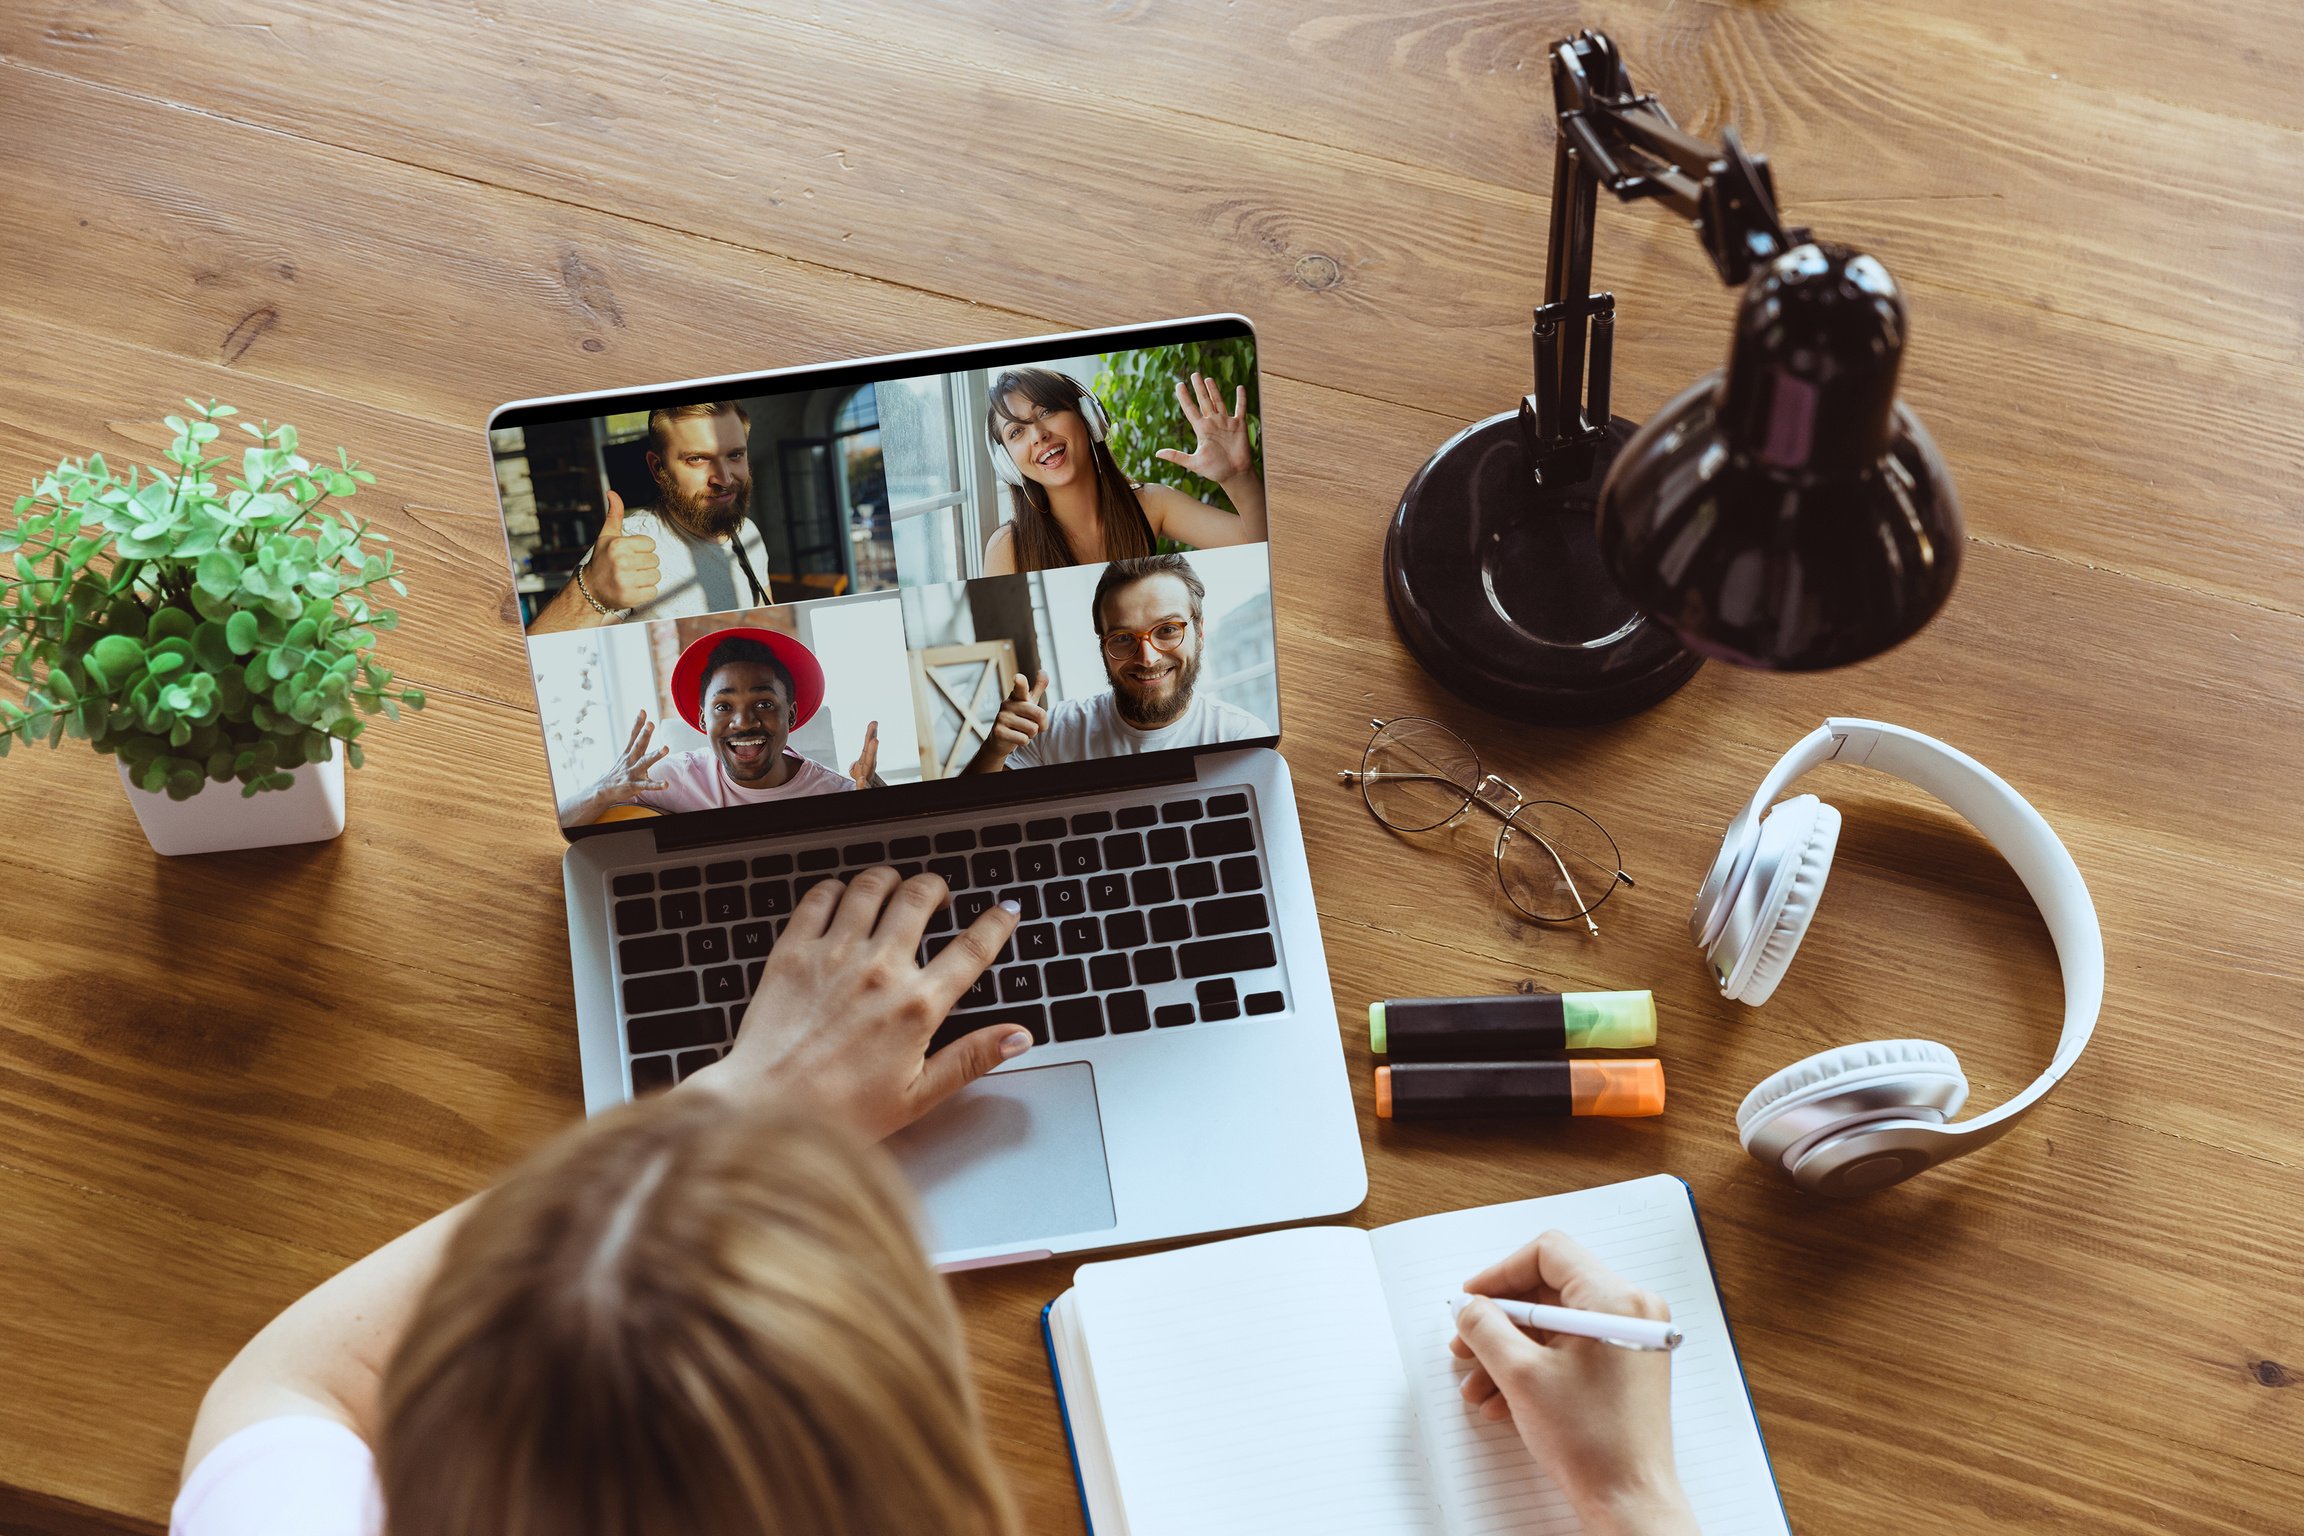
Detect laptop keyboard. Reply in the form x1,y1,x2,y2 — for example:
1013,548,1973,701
603,787,1288,1095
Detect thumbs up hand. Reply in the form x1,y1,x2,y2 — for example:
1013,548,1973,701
585,489,661,611
981,671,1049,768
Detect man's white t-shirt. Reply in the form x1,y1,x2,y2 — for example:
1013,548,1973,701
587,508,773,621
1007,689,1270,770
172,1417,380,1536
635,749,854,814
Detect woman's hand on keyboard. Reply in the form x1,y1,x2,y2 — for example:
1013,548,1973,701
1449,1232,1698,1536
692,867,1030,1140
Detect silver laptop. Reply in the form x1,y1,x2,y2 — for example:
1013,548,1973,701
485,315,1364,1266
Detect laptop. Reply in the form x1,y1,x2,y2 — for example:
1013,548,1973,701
485,314,1364,1266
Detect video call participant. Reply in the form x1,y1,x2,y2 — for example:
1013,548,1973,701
965,554,1269,774
980,368,1268,575
559,628,879,825
528,402,776,634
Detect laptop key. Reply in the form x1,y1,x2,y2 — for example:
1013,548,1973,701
619,934,684,974
1160,799,1204,822
1043,958,1088,996
1051,997,1105,1042
1197,978,1239,1006
1131,868,1174,906
614,898,658,937
630,1054,676,1095
1175,862,1219,900
744,961,763,994
1102,831,1146,869
1193,894,1269,937
1026,816,1068,840
1147,827,1190,864
703,966,745,1004
998,966,1044,1003
1107,991,1152,1033
952,1002,1049,1045
1016,843,1059,882
1087,873,1129,911
612,872,655,897
928,855,969,889
1058,839,1102,876
676,1048,720,1082
1192,819,1256,859
890,834,931,858
957,972,995,1011
794,873,833,898
1149,905,1192,944
798,846,840,871
1017,923,1059,961
1117,804,1158,828
971,849,1014,887
1044,879,1085,918
955,890,997,924
1089,953,1131,991
705,859,747,884
1200,997,1242,1022
705,886,747,924
658,892,703,928
750,880,792,918
1070,810,1113,835
843,840,886,865
686,928,730,966
1103,910,1149,950
1180,932,1277,978
624,971,699,1015
732,922,776,960
926,905,954,934
1059,916,1101,954
1209,792,1249,817
1154,1003,1195,1028
1133,948,1177,985
982,821,1023,846
934,828,978,852
1220,856,1264,894
750,853,793,878
1246,990,1286,1016
999,886,1043,921
657,865,702,890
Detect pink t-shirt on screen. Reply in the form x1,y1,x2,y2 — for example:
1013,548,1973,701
172,1416,380,1536
635,748,854,813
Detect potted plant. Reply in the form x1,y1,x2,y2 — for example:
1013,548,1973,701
0,399,425,855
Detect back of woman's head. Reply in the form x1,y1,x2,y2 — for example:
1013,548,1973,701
377,1091,1015,1536
986,367,1155,570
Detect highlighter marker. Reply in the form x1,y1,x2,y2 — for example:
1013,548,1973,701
1372,1060,1665,1120
1368,992,1656,1062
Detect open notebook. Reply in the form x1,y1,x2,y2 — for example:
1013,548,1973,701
1041,1174,1789,1535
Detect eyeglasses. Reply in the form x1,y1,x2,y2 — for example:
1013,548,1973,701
1100,619,1192,661
1336,716,1632,933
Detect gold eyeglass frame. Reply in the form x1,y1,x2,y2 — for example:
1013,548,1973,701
1336,715,1633,935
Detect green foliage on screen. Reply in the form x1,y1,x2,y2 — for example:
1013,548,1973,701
1094,339,1263,524
0,400,425,799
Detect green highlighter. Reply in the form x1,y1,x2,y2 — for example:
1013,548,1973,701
1368,991,1656,1062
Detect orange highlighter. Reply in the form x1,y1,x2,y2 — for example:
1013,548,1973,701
1374,1059,1665,1120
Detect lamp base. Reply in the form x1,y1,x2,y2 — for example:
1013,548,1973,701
1384,411,1702,724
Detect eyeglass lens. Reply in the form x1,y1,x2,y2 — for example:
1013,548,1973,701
1498,801,1623,922
1360,717,1479,833
1101,621,1190,660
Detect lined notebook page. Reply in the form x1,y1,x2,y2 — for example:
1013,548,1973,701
1071,1225,1445,1536
1367,1176,1791,1536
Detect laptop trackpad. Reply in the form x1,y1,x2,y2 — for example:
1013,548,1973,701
888,1062,1117,1257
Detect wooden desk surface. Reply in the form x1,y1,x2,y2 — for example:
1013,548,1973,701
2,3,2297,1531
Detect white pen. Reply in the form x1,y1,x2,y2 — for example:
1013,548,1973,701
1447,1294,1682,1352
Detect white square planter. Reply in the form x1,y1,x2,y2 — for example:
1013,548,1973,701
116,744,347,856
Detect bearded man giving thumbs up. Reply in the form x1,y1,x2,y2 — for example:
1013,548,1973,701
528,403,776,634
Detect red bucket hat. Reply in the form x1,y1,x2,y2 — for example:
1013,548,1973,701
670,627,825,730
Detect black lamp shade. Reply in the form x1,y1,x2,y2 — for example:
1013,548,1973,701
1596,243,1961,670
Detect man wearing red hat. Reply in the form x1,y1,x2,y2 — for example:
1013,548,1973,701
559,627,878,825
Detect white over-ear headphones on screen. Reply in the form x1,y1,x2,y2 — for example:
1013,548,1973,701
986,382,1110,488
1694,719,2104,1197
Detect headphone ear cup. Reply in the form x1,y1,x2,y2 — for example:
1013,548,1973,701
987,434,1024,488
1077,390,1110,442
1737,1039,1970,1160
1721,796,1841,1005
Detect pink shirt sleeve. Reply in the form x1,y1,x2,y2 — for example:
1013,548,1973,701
171,1417,383,1536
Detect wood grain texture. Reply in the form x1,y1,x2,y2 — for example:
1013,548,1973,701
0,2,2298,1532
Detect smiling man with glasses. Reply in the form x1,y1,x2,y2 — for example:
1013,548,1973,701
965,554,1270,773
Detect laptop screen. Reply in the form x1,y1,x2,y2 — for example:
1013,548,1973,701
485,318,1278,835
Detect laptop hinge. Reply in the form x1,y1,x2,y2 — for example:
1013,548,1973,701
647,751,1206,855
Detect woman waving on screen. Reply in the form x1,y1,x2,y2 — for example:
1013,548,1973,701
979,367,1268,576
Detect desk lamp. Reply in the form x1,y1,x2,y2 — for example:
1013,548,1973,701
1386,30,1961,714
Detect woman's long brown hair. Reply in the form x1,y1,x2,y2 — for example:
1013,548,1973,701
986,367,1156,571
377,1093,1018,1536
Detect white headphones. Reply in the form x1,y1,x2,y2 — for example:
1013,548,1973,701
1693,719,2103,1197
986,383,1110,488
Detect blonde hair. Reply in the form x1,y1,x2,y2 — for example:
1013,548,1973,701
647,400,750,458
377,1092,1016,1536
